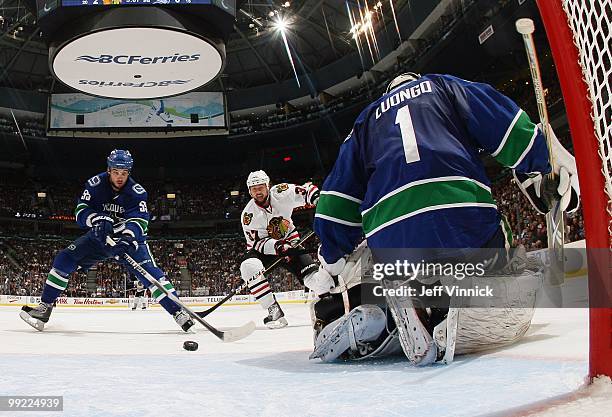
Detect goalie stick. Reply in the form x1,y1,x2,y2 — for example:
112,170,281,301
195,230,316,319
516,18,565,282
106,236,255,343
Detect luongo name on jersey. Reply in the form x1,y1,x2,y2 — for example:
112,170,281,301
242,183,318,255
74,172,150,241
315,74,551,263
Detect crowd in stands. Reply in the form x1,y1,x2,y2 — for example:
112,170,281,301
0,160,587,298
0,233,317,298
0,116,46,138
0,238,89,297
0,147,587,299
492,173,584,249
0,171,321,221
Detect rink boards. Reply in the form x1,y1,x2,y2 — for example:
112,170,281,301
0,290,308,309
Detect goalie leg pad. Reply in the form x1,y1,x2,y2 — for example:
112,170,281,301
309,305,386,362
384,280,437,366
453,267,542,355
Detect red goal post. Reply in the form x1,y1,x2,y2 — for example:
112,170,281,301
536,0,611,380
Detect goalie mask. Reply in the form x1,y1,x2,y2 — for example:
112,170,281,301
386,72,421,94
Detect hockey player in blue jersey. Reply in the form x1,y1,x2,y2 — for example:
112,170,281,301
309,73,580,364
19,150,194,332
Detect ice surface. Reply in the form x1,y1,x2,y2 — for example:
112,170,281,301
0,302,607,417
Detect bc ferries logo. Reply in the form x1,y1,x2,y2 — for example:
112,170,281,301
75,54,201,65
78,79,192,88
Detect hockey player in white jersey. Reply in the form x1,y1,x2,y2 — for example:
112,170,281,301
240,170,335,328
309,73,580,364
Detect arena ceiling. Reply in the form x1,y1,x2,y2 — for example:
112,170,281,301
0,0,412,92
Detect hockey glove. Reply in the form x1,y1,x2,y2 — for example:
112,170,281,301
274,239,294,256
513,124,580,214
304,267,336,296
108,234,139,258
304,182,320,206
91,215,114,245
317,246,346,277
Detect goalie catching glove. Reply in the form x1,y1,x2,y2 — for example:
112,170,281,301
513,124,580,214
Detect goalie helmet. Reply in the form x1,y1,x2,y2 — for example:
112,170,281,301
107,149,133,171
246,170,270,188
385,72,421,94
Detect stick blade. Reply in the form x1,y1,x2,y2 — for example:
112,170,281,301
221,321,256,343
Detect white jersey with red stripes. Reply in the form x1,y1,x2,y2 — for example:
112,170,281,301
241,182,318,254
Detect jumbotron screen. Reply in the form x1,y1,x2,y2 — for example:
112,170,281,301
60,0,235,14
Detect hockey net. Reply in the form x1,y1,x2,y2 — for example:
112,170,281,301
537,0,612,379
561,0,612,240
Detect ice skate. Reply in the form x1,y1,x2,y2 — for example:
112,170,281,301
19,302,54,331
263,302,288,329
173,310,194,332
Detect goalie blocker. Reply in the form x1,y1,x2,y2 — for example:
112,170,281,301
309,233,544,364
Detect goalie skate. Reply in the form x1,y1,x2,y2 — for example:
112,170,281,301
309,304,386,362
433,308,459,364
383,280,437,366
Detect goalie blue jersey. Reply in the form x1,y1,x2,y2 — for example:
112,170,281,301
315,74,551,263
74,172,150,242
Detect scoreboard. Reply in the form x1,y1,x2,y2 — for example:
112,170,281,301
61,1,213,4
35,0,235,100
36,0,235,17
61,0,234,10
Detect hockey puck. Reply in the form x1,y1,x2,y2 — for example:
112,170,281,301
183,341,198,351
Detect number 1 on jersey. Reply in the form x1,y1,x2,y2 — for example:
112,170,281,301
395,105,421,164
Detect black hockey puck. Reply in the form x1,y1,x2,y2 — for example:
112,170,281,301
183,341,198,351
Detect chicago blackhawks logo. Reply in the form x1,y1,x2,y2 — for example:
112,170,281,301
243,212,253,225
276,183,289,193
266,216,291,239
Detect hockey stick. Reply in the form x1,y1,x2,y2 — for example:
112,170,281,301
195,230,316,319
516,18,565,281
106,236,255,343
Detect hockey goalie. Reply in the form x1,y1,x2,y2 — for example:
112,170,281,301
307,73,580,365
308,241,546,364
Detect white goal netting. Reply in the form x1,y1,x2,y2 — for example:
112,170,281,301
562,0,612,244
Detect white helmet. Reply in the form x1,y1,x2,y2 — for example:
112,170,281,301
386,72,421,94
246,170,270,188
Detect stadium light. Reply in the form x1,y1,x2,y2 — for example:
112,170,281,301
275,17,300,87
274,18,288,32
